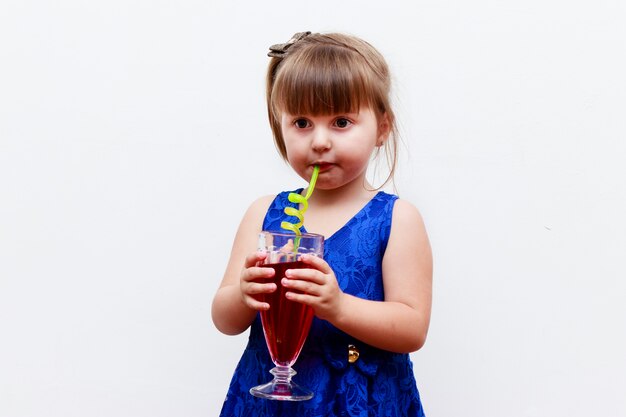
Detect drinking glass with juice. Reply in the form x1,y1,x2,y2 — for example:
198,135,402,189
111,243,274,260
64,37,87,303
249,231,324,401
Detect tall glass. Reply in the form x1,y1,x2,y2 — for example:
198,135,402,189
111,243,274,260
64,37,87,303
249,231,324,401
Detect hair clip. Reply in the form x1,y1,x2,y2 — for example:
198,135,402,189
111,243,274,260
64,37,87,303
267,31,311,58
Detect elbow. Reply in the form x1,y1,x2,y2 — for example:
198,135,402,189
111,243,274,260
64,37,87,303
400,311,430,352
212,315,234,336
211,300,237,336
406,326,429,353
413,332,427,352
214,322,244,336
211,298,253,336
389,326,428,354
392,333,426,354
212,312,249,336
409,311,431,352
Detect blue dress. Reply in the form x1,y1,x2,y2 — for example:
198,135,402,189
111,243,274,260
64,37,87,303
219,190,425,416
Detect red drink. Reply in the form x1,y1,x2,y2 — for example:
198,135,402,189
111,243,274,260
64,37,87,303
250,231,322,401
258,260,314,367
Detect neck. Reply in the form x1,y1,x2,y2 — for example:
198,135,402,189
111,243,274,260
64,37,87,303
306,178,377,207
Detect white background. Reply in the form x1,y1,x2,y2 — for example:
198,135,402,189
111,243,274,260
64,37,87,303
1,1,625,416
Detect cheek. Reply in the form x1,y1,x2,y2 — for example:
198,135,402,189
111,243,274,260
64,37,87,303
284,148,308,175
340,142,375,164
283,139,306,159
284,146,300,163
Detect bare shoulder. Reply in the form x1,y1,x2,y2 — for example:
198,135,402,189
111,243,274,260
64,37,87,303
237,194,276,233
223,194,276,281
391,198,427,235
383,197,432,299
387,198,431,258
244,194,275,218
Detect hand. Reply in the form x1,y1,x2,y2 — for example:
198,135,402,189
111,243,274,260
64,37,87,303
281,254,344,322
239,251,277,311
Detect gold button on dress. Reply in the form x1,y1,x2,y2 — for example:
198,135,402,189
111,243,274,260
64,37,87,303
348,344,360,363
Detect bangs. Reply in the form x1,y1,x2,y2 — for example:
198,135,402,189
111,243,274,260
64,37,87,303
271,46,378,117
265,32,398,188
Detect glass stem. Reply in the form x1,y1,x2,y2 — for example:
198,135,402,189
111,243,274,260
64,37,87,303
270,366,296,383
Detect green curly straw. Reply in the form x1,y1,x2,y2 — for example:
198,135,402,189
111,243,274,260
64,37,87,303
281,165,320,251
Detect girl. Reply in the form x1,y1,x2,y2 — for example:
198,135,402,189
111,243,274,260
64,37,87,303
212,31,432,416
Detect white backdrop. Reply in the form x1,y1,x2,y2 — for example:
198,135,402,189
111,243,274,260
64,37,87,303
1,1,625,416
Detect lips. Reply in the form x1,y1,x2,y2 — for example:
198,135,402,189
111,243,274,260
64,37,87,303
312,162,334,172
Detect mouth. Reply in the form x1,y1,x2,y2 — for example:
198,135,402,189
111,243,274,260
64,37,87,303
312,162,334,172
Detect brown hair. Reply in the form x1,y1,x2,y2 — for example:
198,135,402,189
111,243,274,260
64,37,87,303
266,32,399,188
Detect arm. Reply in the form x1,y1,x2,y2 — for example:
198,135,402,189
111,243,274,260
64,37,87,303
282,199,432,353
211,195,276,335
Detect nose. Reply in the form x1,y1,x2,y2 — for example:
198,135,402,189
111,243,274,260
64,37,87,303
311,127,331,152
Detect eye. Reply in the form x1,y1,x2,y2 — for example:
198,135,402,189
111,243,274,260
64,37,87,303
334,117,352,128
294,118,310,129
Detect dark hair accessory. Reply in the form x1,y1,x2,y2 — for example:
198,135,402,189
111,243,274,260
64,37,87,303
267,31,311,58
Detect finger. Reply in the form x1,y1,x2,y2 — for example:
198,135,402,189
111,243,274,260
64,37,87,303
284,290,316,307
281,277,320,296
243,282,277,311
284,267,324,285
243,266,275,283
246,281,277,295
243,251,267,268
299,254,333,274
244,296,271,311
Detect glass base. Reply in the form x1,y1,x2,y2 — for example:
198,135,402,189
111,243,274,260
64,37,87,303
249,366,313,401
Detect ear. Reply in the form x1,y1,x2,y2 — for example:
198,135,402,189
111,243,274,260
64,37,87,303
376,112,391,147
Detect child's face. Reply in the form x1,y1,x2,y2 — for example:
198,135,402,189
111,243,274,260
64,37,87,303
280,106,388,191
